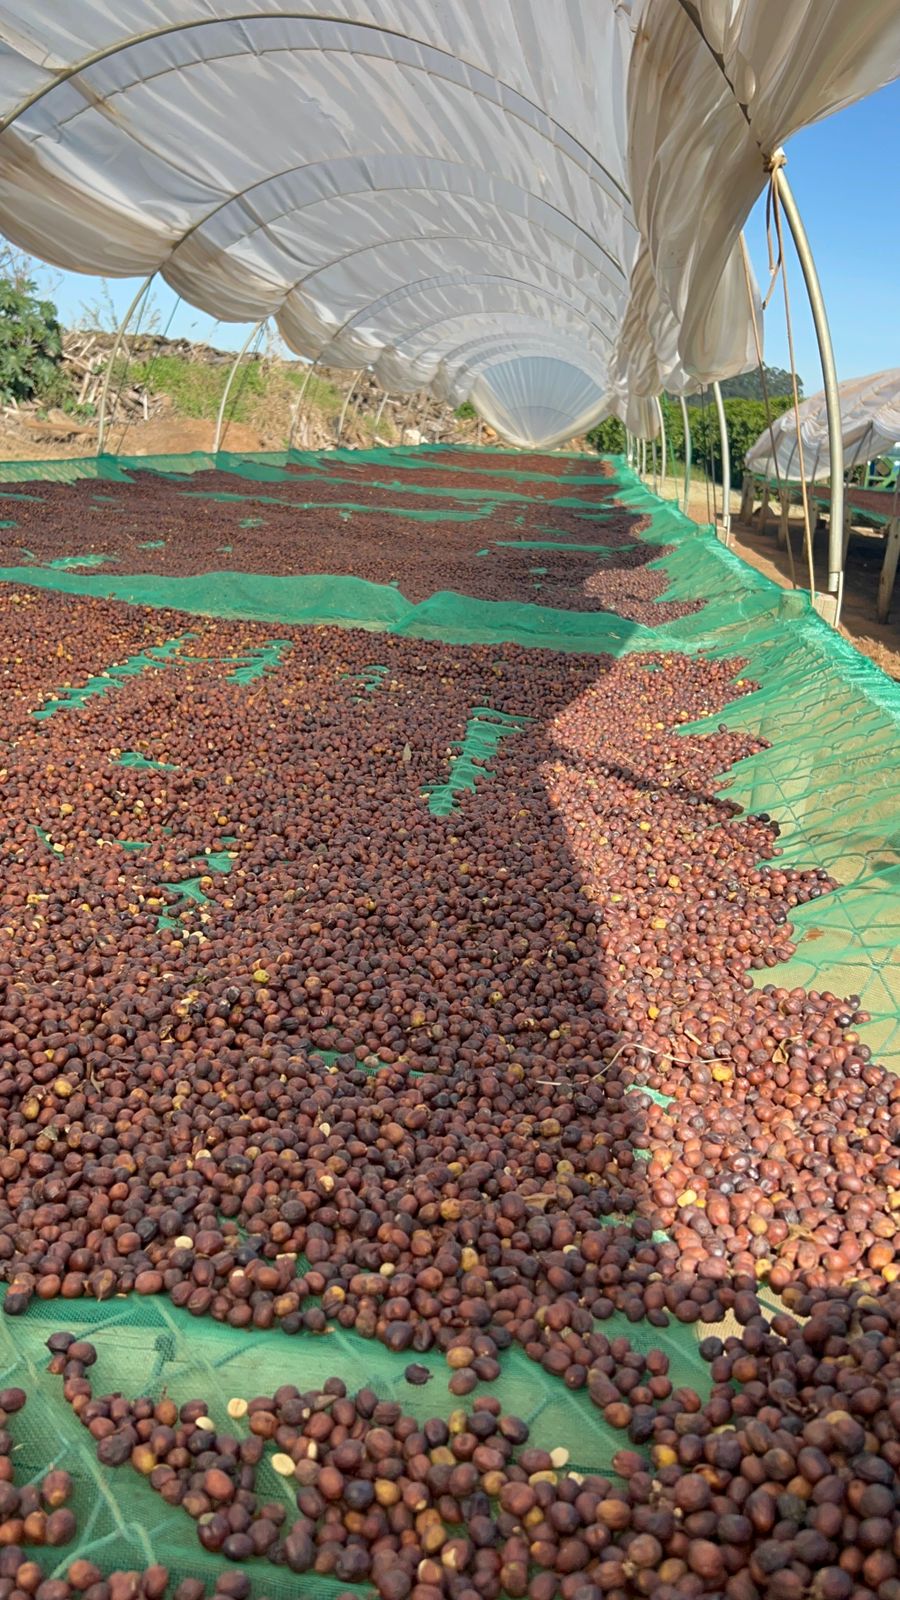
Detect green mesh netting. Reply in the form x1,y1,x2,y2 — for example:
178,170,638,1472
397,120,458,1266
0,445,621,489
116,751,177,770
424,706,531,814
492,539,637,552
0,1291,713,1598
43,553,117,570
33,635,194,719
0,443,898,1589
180,487,493,523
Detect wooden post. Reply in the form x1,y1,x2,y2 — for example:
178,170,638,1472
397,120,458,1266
777,490,790,549
756,483,772,532
877,518,900,623
841,498,853,563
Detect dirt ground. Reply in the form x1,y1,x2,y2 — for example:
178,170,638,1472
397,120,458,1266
0,414,266,462
654,470,900,682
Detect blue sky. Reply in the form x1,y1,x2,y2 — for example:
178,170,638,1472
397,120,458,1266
11,75,900,396
743,77,900,394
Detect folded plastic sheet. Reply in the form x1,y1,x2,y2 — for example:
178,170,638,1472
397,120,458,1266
469,356,610,452
745,368,900,480
0,1,634,447
0,2,897,445
618,1,900,403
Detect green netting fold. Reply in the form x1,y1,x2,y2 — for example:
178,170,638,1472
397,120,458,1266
116,750,176,770
425,706,531,814
493,539,636,552
0,1283,713,1595
0,445,625,489
32,635,193,719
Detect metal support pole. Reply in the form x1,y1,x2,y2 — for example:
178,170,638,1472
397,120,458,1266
336,369,365,447
372,390,389,443
655,398,668,500
712,380,731,540
214,319,265,454
640,438,646,479
841,498,852,564
771,160,844,617
345,371,368,447
777,490,791,548
680,396,692,517
402,391,419,439
287,357,320,451
878,517,900,623
651,437,658,496
96,273,155,456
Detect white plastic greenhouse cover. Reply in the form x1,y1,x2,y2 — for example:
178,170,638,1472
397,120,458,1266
745,369,900,482
0,2,897,448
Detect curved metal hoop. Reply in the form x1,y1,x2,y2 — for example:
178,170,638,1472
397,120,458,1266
96,274,156,456
712,380,731,541
680,396,692,516
213,320,266,453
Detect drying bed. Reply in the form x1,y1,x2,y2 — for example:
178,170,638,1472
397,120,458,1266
0,448,897,1600
0,460,671,620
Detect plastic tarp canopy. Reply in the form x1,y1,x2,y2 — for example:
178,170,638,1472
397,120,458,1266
745,368,900,481
0,2,898,447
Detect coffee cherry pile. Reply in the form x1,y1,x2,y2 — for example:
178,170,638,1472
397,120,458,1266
0,1385,76,1550
0,604,871,1344
0,457,655,614
43,1296,900,1600
0,444,893,1597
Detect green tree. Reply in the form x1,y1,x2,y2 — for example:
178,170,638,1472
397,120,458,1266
0,276,70,405
588,393,794,485
585,415,626,453
689,395,794,484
